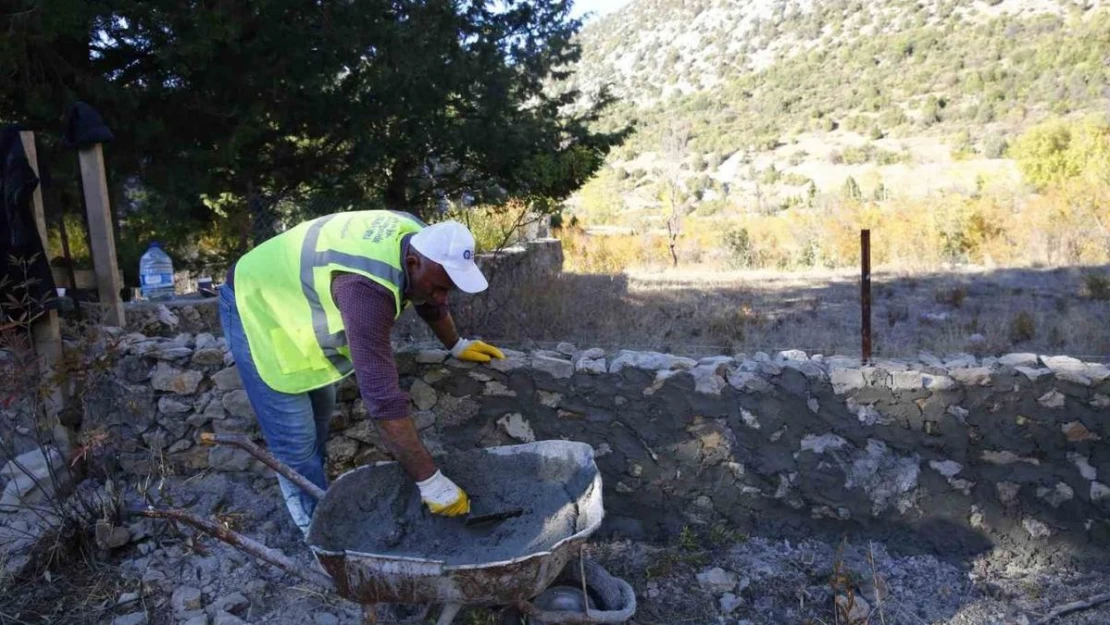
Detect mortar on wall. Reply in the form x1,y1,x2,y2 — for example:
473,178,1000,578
79,328,1110,565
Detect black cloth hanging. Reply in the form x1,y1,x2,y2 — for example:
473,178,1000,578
62,101,114,149
1,124,57,324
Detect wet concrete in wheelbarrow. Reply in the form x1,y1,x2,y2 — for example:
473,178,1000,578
308,450,593,565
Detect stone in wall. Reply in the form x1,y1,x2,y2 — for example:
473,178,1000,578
100,330,1110,556
123,300,221,337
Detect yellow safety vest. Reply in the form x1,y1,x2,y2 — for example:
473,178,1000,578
232,210,425,393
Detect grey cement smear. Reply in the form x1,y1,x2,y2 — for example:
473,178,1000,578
308,450,594,565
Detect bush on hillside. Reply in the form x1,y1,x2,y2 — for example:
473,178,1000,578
1011,117,1110,189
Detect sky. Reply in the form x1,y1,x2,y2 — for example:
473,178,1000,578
571,0,635,21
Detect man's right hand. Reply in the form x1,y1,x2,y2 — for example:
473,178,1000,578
416,470,471,516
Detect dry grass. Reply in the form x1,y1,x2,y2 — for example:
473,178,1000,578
569,177,1110,272
407,180,1110,360
516,179,1110,359
830,539,870,625
1082,270,1110,301
0,559,144,625
446,264,1110,360
934,286,968,309
1009,310,1037,344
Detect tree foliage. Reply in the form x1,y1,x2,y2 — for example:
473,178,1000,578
1011,117,1110,190
0,0,627,267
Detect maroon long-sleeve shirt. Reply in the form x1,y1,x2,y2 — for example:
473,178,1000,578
228,235,447,421
330,272,446,420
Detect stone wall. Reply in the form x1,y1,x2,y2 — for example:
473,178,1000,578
122,297,221,337
90,329,1110,558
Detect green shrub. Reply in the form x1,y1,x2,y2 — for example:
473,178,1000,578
1011,118,1110,190
721,226,755,268
842,176,862,200
781,172,811,186
983,133,1009,158
760,166,782,185
842,146,870,165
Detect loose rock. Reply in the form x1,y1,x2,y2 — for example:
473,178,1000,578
409,379,438,410
531,354,574,379
835,594,871,622
222,390,255,419
112,613,148,625
415,350,449,364
696,567,738,595
211,592,249,615
497,413,536,443
719,592,743,614
192,348,226,366
151,362,203,395
213,612,246,625
212,366,243,391
172,586,203,614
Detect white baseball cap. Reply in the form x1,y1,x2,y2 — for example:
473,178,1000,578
410,221,489,293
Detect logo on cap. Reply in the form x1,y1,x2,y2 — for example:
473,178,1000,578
463,250,473,260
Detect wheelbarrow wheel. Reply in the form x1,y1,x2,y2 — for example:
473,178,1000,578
513,559,637,624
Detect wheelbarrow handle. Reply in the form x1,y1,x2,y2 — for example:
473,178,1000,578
199,433,327,501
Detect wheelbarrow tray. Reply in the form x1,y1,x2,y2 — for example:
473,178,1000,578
305,440,605,606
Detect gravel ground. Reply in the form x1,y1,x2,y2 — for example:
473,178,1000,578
30,471,1096,625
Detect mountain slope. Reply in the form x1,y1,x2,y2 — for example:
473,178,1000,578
564,0,1110,216
576,0,1108,108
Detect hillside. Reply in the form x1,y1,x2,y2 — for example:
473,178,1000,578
566,0,1110,217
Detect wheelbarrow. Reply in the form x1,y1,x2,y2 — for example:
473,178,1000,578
134,434,636,625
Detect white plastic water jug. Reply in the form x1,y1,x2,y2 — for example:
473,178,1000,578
139,242,175,301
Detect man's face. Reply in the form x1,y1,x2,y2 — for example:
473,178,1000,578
405,252,454,306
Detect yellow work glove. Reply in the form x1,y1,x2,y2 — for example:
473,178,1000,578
416,470,471,517
450,338,505,363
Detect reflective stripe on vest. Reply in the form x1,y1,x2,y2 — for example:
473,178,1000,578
300,214,415,376
234,210,425,393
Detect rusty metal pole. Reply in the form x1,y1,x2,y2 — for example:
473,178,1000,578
861,229,872,364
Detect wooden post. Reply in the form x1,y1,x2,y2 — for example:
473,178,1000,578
861,229,872,365
20,132,62,365
19,132,68,440
78,144,125,326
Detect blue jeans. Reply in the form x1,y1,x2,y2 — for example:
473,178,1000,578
218,285,335,533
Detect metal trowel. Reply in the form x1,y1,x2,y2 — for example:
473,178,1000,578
464,504,526,528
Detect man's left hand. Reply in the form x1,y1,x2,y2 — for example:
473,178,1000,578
451,338,505,363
